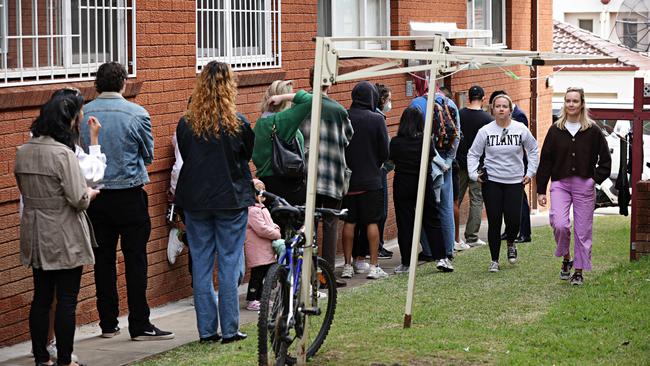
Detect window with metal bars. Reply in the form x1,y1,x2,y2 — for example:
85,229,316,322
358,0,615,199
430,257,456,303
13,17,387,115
196,0,281,72
0,0,135,87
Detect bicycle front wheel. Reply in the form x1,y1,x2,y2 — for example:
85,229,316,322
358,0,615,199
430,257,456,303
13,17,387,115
258,263,289,366
283,257,337,364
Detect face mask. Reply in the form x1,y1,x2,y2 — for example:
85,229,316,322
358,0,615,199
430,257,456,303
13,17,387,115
382,102,392,113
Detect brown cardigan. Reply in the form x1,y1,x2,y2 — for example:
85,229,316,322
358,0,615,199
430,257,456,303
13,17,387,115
536,123,612,194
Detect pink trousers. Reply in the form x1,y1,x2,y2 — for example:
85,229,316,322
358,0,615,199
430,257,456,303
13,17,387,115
549,176,596,270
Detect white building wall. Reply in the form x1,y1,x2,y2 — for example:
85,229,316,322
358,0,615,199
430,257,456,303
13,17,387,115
551,70,635,111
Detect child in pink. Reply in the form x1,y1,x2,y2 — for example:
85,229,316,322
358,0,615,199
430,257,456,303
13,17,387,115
245,179,282,311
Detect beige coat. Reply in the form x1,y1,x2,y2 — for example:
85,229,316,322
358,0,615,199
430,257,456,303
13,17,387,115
15,136,96,270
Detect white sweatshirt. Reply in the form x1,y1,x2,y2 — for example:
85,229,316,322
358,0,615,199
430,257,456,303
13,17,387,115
467,120,539,184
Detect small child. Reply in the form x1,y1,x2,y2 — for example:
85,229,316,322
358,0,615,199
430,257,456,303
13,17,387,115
245,179,282,311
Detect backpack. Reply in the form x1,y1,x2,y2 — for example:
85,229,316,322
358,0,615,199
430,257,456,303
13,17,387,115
433,99,459,152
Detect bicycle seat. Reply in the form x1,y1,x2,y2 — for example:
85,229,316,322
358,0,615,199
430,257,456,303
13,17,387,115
270,205,302,227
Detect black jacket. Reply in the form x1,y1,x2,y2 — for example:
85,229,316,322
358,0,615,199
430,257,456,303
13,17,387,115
175,114,255,211
390,134,436,176
345,81,390,192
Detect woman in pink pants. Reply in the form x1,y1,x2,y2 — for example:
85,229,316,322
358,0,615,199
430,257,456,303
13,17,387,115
536,87,611,285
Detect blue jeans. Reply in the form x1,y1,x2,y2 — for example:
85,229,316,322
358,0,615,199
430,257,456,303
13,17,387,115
421,166,454,257
184,209,247,339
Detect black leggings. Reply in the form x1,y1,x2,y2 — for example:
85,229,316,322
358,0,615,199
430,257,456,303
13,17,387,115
30,266,82,365
393,173,445,265
482,181,523,262
246,264,272,301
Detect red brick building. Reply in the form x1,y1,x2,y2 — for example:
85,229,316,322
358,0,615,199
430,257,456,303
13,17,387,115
0,0,553,345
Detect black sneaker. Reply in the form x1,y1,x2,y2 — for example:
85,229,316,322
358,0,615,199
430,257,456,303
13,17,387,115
418,252,435,262
101,326,120,338
514,235,531,243
378,248,393,259
200,333,222,343
570,272,584,286
222,331,247,344
507,245,517,264
500,232,508,241
131,325,175,341
560,259,573,280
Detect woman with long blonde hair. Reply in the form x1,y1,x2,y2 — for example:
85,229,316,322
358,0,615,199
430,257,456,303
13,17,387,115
175,61,254,343
252,79,314,204
536,87,611,285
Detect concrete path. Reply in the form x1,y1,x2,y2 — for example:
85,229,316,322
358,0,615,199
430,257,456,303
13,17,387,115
0,208,619,365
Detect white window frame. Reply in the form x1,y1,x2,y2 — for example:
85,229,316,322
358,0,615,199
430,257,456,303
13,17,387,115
467,0,506,48
0,0,136,87
196,0,281,72
321,0,391,50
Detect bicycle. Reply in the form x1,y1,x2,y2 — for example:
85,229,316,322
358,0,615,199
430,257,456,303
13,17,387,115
256,190,347,365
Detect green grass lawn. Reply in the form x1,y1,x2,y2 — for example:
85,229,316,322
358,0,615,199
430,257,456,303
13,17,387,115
136,216,650,365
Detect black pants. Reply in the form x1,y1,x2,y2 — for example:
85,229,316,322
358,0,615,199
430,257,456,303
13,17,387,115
482,181,523,261
393,173,445,266
315,194,341,269
88,187,152,337
30,267,82,365
519,191,532,237
246,264,272,301
260,175,306,206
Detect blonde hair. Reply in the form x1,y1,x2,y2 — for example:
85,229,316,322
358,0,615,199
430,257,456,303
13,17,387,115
556,87,593,131
490,94,513,115
260,80,293,113
185,61,240,137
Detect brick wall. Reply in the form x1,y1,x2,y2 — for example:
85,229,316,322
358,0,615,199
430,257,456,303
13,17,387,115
633,180,650,260
0,0,551,345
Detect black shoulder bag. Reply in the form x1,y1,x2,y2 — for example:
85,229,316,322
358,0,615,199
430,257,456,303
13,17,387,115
270,124,305,178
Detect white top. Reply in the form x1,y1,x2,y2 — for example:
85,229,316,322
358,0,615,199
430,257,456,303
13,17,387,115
467,120,539,184
565,121,581,136
75,145,107,187
169,132,184,194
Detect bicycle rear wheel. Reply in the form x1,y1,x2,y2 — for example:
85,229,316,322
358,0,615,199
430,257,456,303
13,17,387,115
283,257,337,364
258,263,289,366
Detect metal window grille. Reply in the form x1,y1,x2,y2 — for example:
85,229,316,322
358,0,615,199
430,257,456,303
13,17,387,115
0,0,135,87
196,0,281,72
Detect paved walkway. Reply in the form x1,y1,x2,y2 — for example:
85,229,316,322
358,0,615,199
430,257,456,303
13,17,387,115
4,209,609,366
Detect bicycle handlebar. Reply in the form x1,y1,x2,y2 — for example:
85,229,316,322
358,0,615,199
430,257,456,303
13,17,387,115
255,188,348,221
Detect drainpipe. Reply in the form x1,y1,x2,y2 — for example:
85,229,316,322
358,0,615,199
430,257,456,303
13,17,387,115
530,0,539,211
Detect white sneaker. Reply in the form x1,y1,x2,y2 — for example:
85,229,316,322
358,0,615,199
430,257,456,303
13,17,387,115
468,239,487,247
46,340,78,363
366,265,388,279
167,228,185,265
454,241,471,251
394,264,410,274
353,260,370,274
436,259,454,272
488,261,500,272
341,264,354,278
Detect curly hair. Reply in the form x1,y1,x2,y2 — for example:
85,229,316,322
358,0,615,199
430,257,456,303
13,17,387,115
31,92,84,151
375,83,391,110
95,62,127,93
185,61,240,137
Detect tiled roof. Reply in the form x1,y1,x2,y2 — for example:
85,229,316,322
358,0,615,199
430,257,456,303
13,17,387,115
553,20,650,71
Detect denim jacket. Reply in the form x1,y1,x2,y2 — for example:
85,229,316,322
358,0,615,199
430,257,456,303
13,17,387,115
81,92,154,189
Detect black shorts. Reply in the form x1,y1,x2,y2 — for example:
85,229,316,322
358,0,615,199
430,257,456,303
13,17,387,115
452,160,460,201
342,189,383,224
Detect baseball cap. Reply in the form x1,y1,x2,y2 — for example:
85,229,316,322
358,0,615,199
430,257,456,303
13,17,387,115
468,85,484,100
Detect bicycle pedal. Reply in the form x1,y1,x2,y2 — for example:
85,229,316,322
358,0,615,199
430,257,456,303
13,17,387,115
300,306,321,315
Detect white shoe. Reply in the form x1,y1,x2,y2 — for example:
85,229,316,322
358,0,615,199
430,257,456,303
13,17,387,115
46,340,78,363
366,265,388,279
468,239,487,247
454,241,471,251
436,259,454,272
167,228,185,265
394,264,410,274
352,260,370,274
341,264,354,278
488,261,500,272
